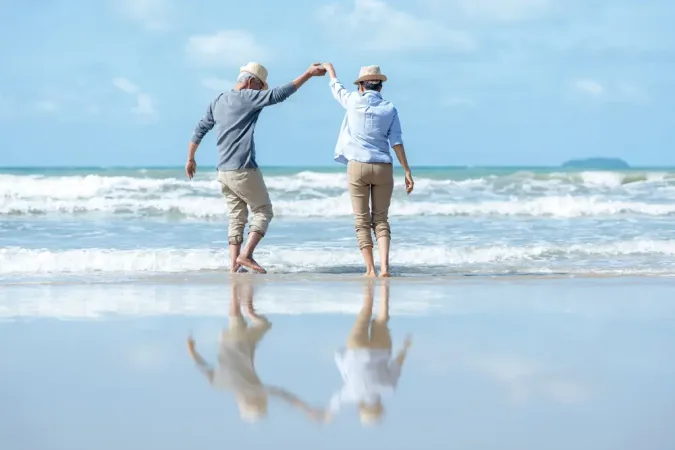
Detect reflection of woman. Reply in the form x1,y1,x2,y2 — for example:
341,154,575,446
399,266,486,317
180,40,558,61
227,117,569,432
187,280,326,422
328,281,412,425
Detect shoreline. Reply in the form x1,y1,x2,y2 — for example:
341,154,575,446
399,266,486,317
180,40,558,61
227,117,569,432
3,271,675,287
2,275,674,321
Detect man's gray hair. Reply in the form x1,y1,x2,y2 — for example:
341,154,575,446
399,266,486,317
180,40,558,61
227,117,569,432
238,71,261,84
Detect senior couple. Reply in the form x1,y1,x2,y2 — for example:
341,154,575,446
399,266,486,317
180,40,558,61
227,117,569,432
187,62,414,277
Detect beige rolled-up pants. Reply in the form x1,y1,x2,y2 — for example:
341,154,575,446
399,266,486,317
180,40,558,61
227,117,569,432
218,169,273,245
347,161,394,250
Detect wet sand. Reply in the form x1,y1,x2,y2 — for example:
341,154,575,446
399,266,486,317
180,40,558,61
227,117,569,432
1,277,674,450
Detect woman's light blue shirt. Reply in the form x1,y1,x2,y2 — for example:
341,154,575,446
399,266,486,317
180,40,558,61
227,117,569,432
329,78,404,165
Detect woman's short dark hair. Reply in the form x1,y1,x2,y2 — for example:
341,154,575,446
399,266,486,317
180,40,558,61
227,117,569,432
361,81,383,91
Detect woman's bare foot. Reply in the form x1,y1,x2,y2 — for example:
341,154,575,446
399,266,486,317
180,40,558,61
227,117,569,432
230,263,242,273
364,269,377,277
380,271,391,278
236,255,267,274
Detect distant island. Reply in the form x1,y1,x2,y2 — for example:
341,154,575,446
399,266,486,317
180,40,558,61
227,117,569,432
561,157,630,170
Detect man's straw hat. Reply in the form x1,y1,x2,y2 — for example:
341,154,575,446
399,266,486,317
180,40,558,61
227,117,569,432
354,65,388,85
239,62,269,90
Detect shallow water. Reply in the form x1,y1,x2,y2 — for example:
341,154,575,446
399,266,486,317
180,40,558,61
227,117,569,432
2,166,675,282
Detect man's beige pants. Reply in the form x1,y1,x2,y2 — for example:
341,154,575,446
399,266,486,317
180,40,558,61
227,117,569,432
218,169,273,245
347,161,394,250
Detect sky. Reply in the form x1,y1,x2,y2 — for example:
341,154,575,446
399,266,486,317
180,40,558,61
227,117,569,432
0,0,673,167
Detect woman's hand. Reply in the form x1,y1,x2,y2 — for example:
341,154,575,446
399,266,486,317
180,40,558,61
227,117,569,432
323,62,336,78
404,171,414,195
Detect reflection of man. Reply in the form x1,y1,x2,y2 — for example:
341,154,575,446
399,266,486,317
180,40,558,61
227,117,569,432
187,280,326,422
328,281,412,425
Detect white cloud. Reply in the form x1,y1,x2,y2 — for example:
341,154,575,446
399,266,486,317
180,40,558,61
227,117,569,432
470,354,591,405
187,30,268,67
116,0,171,31
570,78,649,104
572,78,605,96
318,0,476,53
454,0,551,22
132,93,156,116
112,78,156,118
443,96,477,108
615,82,649,104
33,100,60,113
201,77,236,91
125,342,171,371
113,77,140,94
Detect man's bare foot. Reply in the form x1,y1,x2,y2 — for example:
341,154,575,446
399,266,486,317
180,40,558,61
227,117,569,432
236,255,267,274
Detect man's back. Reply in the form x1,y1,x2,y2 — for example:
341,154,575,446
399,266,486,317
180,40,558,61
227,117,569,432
212,90,264,170
191,83,297,170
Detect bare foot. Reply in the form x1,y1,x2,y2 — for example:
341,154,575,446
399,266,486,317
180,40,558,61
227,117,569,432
236,255,267,274
230,264,242,273
364,270,377,278
380,272,391,278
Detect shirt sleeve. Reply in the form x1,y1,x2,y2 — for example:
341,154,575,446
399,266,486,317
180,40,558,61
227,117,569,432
190,98,217,145
329,390,344,413
329,78,355,109
387,108,404,148
242,82,298,109
388,360,403,387
196,361,215,384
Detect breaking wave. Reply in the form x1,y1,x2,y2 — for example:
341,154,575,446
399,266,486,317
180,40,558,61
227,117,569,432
2,170,675,219
2,240,675,276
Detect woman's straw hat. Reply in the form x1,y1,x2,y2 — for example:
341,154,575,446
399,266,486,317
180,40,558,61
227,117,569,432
354,65,388,85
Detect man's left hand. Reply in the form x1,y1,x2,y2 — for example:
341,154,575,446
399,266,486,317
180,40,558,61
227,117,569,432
307,63,327,77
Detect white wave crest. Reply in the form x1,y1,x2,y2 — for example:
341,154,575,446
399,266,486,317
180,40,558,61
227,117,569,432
2,194,675,218
3,171,675,219
2,240,675,276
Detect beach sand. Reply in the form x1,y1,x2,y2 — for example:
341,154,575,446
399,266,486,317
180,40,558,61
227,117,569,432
1,276,675,450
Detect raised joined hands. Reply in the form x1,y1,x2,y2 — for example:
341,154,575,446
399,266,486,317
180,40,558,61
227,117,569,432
307,63,327,77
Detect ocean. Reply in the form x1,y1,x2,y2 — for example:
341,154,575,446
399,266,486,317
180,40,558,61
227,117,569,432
2,166,675,283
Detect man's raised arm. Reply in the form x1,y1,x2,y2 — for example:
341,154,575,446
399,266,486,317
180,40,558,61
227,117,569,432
244,63,326,109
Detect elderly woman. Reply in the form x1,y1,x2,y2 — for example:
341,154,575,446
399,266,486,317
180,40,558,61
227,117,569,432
323,63,414,277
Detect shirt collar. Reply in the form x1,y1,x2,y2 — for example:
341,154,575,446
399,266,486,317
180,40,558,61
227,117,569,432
361,91,382,99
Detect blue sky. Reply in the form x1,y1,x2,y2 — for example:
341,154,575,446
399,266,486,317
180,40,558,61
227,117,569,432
1,0,673,167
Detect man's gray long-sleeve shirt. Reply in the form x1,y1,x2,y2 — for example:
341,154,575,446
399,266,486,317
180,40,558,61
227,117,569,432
191,83,297,170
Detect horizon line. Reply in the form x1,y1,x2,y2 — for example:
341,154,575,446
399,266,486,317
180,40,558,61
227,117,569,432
2,164,675,170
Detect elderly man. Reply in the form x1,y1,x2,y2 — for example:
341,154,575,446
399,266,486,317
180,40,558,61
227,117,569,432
186,62,326,274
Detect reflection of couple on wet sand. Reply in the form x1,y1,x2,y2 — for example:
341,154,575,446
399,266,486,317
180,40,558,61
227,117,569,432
186,280,410,425
187,281,327,422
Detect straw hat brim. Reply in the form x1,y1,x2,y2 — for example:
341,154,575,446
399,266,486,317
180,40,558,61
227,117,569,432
354,74,388,85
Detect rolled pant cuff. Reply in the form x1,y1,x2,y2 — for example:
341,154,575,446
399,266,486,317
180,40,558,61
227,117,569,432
248,226,266,237
228,236,244,245
374,229,391,240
